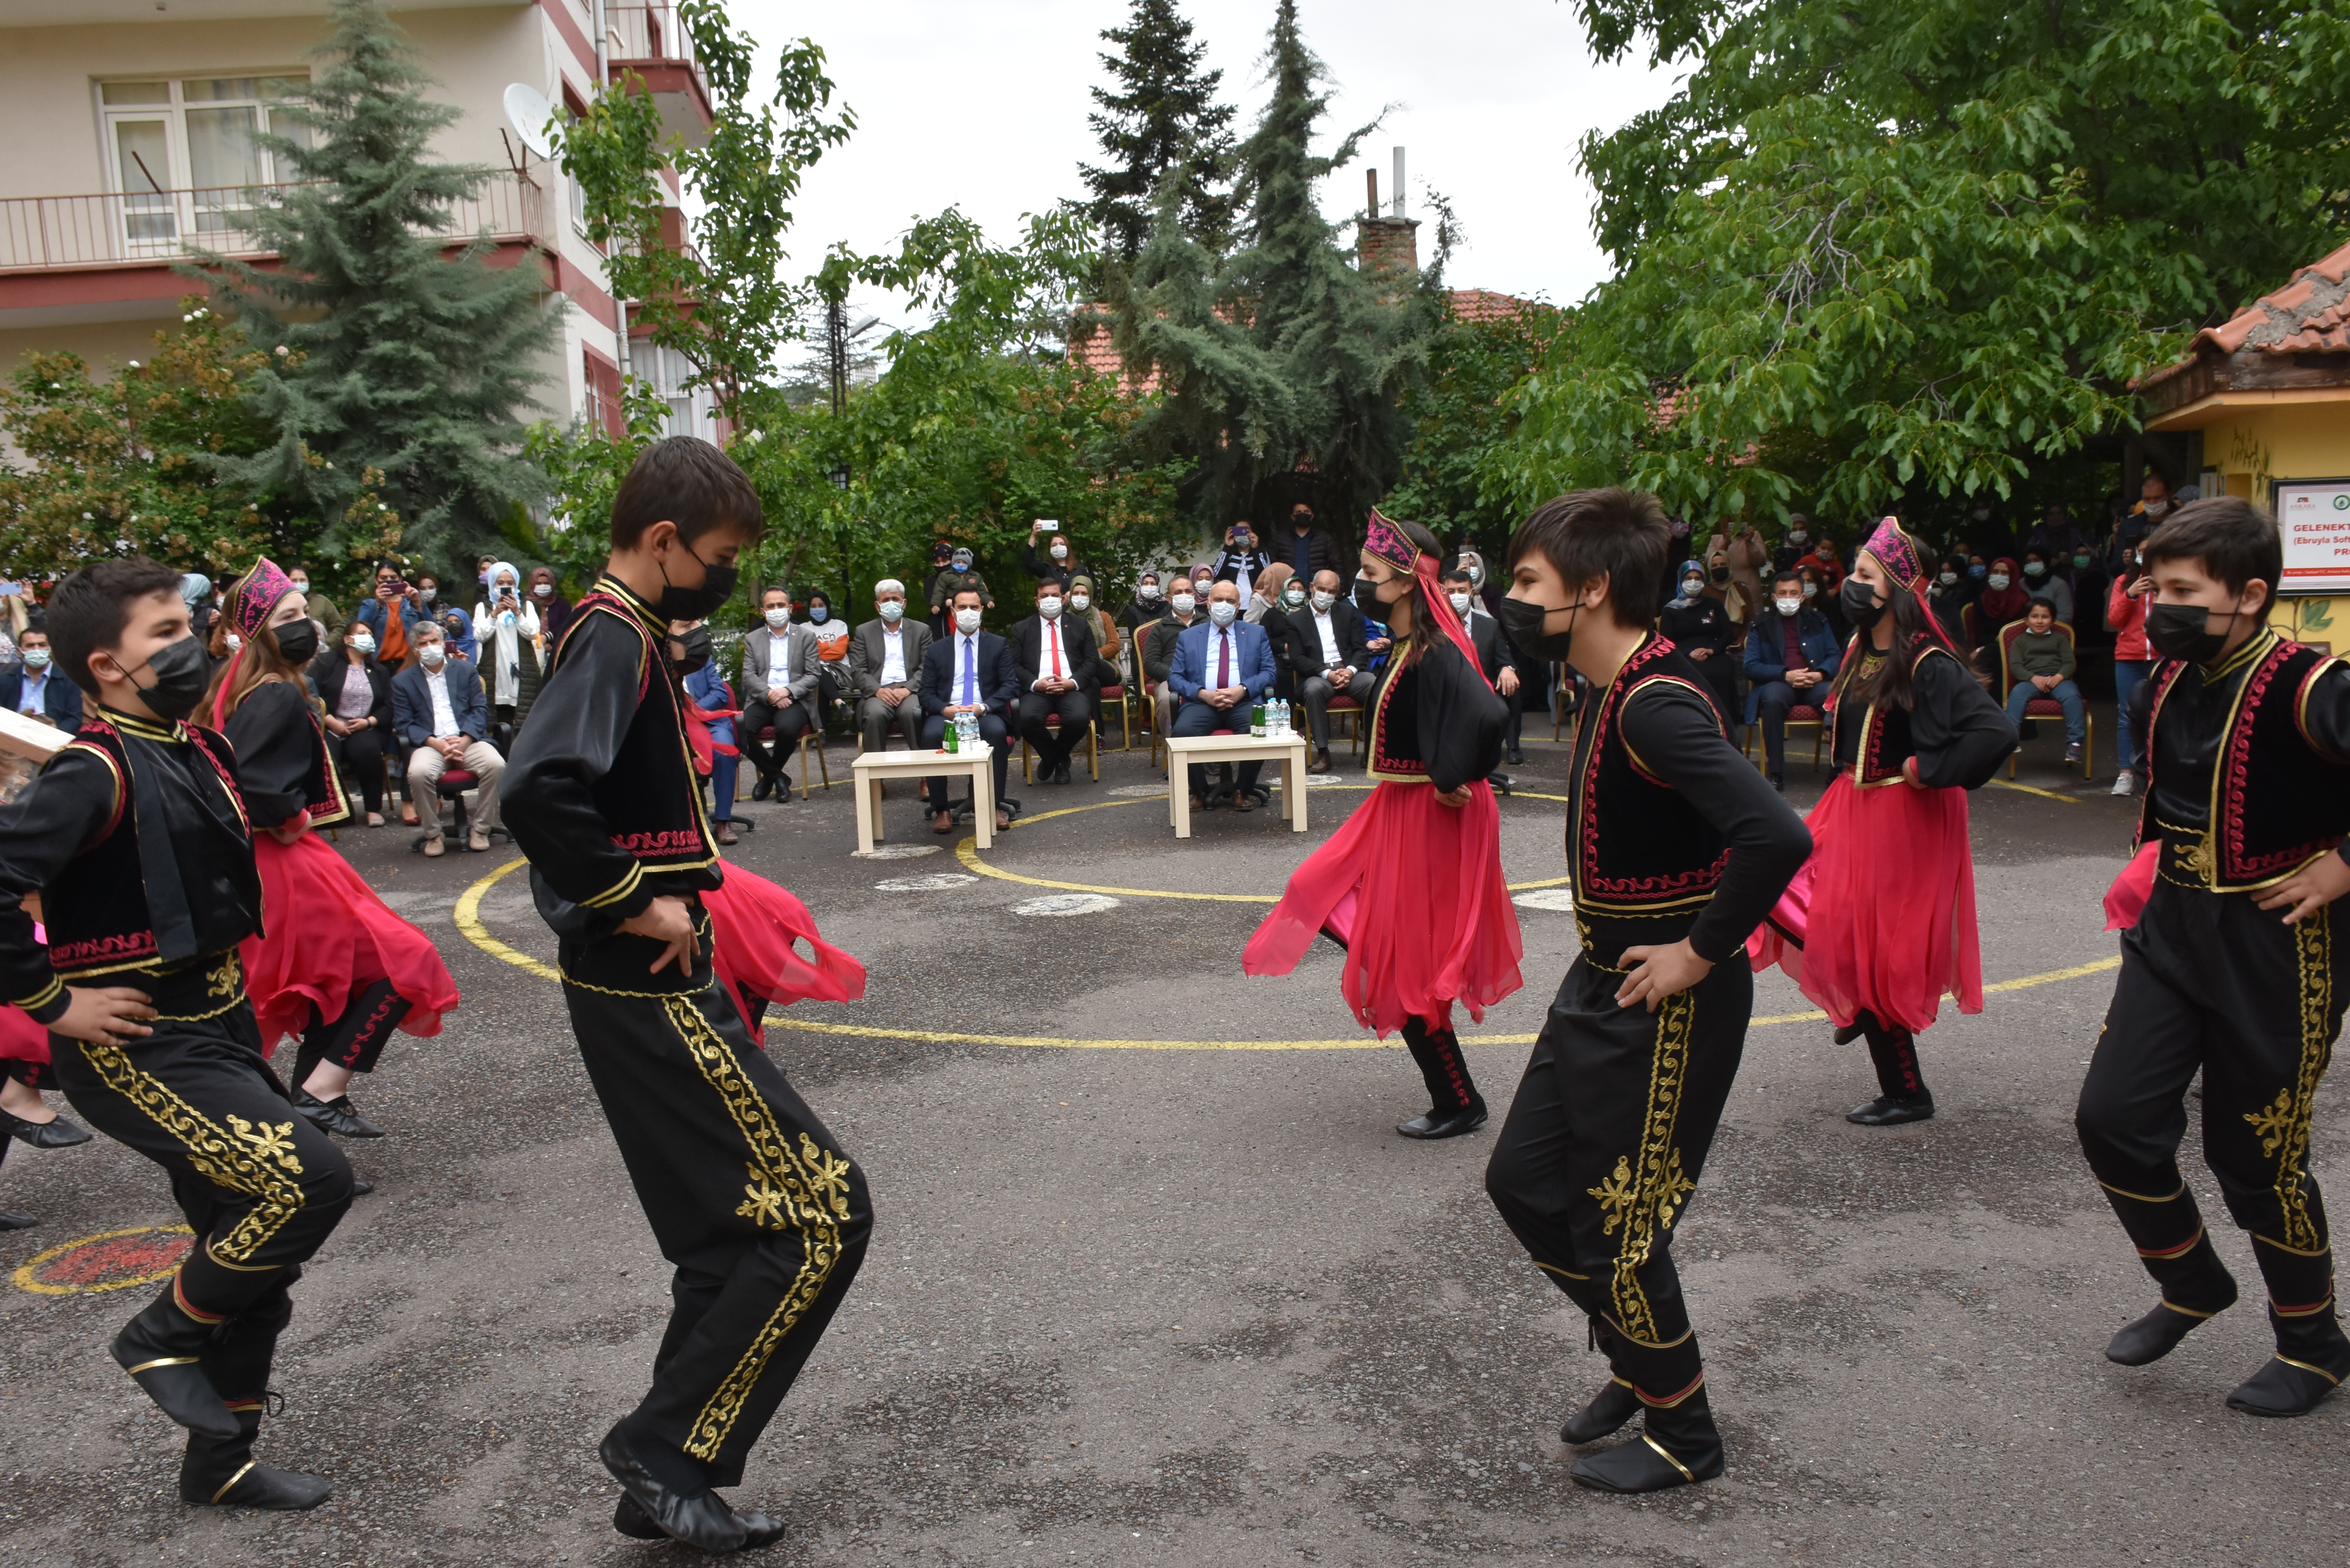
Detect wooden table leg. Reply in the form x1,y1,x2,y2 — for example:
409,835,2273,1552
1172,757,1191,838
1288,747,1306,831
854,771,879,854
972,756,993,849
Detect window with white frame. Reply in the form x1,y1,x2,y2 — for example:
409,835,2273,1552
97,75,309,246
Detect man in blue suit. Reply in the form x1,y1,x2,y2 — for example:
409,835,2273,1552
1741,566,1844,791
919,582,1017,833
1168,579,1278,811
2,624,83,731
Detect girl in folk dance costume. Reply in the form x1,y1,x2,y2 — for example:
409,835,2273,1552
1245,512,1522,1139
1748,517,2016,1125
206,560,458,1152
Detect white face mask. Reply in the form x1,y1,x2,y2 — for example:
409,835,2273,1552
1310,590,1335,612
419,644,445,668
1283,587,1306,606
1787,531,1806,545
1170,593,1196,616
1801,582,1817,598
1050,543,1068,561
1069,594,1091,613
351,633,375,654
1988,572,2010,590
2023,561,2047,578
955,608,983,635
1939,570,1958,585
533,583,552,598
1681,578,1703,599
1467,567,1484,587
226,632,242,651
1039,596,1063,619
764,607,792,629
878,599,905,622
1775,597,1801,617
24,649,51,669
1137,583,1161,601
2142,499,2168,518
290,581,309,595
1448,592,1473,615
1207,600,1238,628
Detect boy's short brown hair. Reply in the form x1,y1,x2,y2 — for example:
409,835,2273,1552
47,557,185,696
610,436,765,551
2140,497,2282,620
1506,488,1672,629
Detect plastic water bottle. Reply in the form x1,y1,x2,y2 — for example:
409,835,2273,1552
1275,699,1291,736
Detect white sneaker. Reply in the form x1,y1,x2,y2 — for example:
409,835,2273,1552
2111,769,2136,797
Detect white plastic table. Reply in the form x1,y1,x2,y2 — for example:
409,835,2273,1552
1164,732,1310,838
850,745,993,854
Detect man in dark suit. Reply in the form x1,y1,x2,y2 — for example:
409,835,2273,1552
1292,568,1371,772
1444,565,1511,685
848,578,932,756
390,619,502,854
919,584,1016,833
1009,577,1099,785
3,625,82,731
1169,580,1279,811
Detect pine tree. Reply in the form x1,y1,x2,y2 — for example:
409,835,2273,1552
1079,0,1238,266
1110,0,1434,538
206,0,552,567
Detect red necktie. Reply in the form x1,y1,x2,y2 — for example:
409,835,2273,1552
1216,630,1230,688
1050,621,1062,680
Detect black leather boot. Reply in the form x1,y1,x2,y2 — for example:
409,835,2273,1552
617,1492,785,1549
1560,1319,1639,1443
1571,1382,1724,1493
1849,1020,1932,1123
111,1284,238,1440
2105,1227,2238,1364
2227,1307,2350,1417
179,1405,331,1509
599,1421,746,1554
1399,1021,1485,1138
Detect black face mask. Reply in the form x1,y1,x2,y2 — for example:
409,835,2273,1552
112,633,211,723
270,619,318,667
2145,601,2234,665
658,538,739,622
1352,575,1389,619
1494,595,1579,661
673,624,715,675
1710,566,1730,584
1840,576,1886,630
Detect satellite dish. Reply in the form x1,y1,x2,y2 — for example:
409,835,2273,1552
503,83,558,159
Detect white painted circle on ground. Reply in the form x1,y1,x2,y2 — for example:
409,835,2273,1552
1107,784,1169,797
1512,889,1577,912
873,872,979,892
1013,893,1121,917
852,844,939,859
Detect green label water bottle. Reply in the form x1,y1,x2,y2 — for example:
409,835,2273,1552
943,717,959,754
1251,699,1266,737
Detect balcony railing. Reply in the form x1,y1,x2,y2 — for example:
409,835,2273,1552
607,3,698,69
0,173,546,273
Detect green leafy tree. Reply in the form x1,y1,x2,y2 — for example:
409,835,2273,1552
1108,0,1438,539
1080,0,1239,267
204,0,552,570
1496,0,2350,529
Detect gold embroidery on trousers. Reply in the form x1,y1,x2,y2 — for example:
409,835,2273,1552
2247,909,2334,1253
663,994,847,1462
80,1043,306,1266
1592,987,1698,1342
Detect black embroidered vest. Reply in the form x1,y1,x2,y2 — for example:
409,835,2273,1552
547,578,716,874
1569,634,1732,952
2139,631,2350,893
1366,654,1424,782
42,714,259,981
1831,635,1957,786
297,702,351,828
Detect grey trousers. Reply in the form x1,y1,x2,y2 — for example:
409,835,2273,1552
1299,672,1363,750
858,693,925,755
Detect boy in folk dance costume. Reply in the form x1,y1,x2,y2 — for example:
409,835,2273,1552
1484,490,1810,1492
2078,497,2350,1415
0,559,352,1509
504,439,872,1551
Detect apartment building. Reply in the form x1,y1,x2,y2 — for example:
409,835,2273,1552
0,0,713,437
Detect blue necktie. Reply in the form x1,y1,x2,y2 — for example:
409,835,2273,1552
961,636,975,706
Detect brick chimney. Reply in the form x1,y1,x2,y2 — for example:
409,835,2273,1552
1356,147,1419,279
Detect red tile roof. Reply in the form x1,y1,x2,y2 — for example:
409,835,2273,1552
2141,241,2350,391
1446,287,1531,322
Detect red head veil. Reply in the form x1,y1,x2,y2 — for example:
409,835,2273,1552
1361,510,1493,689
1859,516,1963,656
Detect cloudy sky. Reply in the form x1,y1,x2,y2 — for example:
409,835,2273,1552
734,0,1679,321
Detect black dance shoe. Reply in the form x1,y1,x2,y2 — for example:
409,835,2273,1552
599,1422,746,1554
618,1493,785,1550
0,1209,34,1230
2226,1356,2345,1417
2,1107,93,1148
349,1177,374,1196
1507,747,1526,766
292,1088,386,1139
2106,1301,2225,1366
1570,1432,1722,1493
112,1304,239,1440
1846,1092,1934,1126
1831,1021,1867,1045
1560,1376,1640,1444
1397,1106,1489,1140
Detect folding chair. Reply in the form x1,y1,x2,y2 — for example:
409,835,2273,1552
1021,713,1100,782
1997,617,2092,779
1743,704,1828,773
751,725,833,799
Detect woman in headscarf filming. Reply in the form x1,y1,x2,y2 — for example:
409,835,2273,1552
1747,518,2017,1126
1243,512,1523,1141
476,561,537,739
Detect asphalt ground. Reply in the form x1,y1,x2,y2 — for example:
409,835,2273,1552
2,707,2345,1567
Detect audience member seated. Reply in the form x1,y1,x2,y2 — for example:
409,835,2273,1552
920,585,1016,833
2004,597,2086,766
1741,567,1842,790
391,620,503,856
3,622,81,731
1066,575,1123,693
850,578,931,758
1012,578,1099,785
681,625,742,846
1657,557,1738,724
1143,578,1204,739
316,618,395,825
740,582,821,801
1245,563,1299,697
804,589,854,730
1168,580,1278,813
1292,568,1370,773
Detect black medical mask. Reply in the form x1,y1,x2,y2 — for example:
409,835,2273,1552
1840,576,1886,630
657,537,739,622
1494,595,1579,662
1352,575,1390,619
1710,566,1730,584
110,633,211,723
270,619,318,667
2145,601,2237,665
673,624,715,675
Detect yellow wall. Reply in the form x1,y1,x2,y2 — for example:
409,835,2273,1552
2199,401,2350,652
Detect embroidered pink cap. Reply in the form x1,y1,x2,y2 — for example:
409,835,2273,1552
1362,509,1421,573
1860,516,1929,596
227,557,299,640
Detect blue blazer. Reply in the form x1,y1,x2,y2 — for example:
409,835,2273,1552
919,630,1019,717
391,658,490,746
2,662,81,730
683,661,736,748
1741,608,1844,721
1169,619,1276,702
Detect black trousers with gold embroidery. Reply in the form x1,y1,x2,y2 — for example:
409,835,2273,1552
2078,881,2349,1344
48,982,352,1325
1485,951,1750,1410
560,929,871,1489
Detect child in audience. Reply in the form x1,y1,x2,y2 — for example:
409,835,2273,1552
2003,598,2086,765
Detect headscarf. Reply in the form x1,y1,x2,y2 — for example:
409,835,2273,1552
1362,510,1487,684
482,560,521,620
179,572,213,609
1669,557,1706,608
439,605,479,662
1977,555,2030,626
